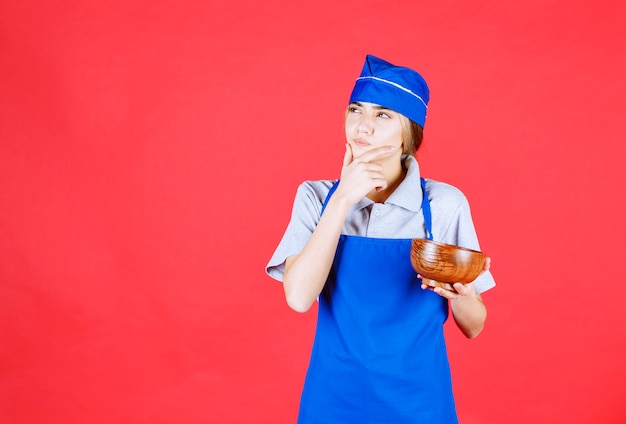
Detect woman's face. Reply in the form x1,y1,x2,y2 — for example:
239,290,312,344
344,102,404,159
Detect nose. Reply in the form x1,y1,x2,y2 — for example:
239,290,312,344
356,115,373,135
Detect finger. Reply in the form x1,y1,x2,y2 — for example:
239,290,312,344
360,163,386,180
342,143,353,168
356,145,397,163
371,175,388,192
433,287,454,299
452,283,467,295
352,164,387,190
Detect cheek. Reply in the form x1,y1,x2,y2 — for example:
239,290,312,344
344,118,357,133
388,128,404,147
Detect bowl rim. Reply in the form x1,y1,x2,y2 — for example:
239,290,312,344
411,238,484,255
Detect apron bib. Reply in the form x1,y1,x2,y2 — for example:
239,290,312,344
298,178,458,424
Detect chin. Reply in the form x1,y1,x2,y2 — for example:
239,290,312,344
351,145,372,157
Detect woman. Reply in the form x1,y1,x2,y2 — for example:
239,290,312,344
266,54,496,423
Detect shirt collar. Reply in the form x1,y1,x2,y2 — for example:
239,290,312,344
352,154,423,212
387,154,423,212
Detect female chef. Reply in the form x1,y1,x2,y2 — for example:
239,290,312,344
266,54,496,423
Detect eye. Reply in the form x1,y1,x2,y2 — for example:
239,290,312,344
348,106,361,114
377,111,390,119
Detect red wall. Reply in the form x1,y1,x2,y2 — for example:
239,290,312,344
2,1,625,422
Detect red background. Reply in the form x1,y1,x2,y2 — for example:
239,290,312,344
1,1,625,423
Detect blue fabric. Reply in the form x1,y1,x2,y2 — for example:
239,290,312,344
349,55,430,127
300,179,457,423
420,177,433,241
320,181,339,215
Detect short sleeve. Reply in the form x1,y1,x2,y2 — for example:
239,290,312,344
265,180,334,282
428,180,496,294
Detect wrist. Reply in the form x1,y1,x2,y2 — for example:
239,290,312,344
325,192,353,214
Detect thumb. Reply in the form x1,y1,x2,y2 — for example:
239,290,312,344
342,143,353,168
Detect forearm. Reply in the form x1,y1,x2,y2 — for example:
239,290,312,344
283,195,352,312
450,292,487,339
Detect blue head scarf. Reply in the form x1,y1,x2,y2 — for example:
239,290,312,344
349,55,430,128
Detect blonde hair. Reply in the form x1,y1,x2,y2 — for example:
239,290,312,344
399,114,424,156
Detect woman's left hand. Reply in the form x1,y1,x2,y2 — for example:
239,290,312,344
420,280,477,300
421,257,490,338
419,257,491,300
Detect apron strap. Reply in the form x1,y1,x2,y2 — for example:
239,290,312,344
320,178,433,241
320,181,339,216
420,177,433,241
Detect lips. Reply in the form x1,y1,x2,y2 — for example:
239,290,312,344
353,138,370,147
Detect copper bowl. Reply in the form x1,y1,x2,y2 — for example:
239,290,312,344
410,239,486,289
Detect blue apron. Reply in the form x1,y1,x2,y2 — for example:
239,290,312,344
298,178,457,424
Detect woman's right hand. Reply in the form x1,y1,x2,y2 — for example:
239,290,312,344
333,143,397,205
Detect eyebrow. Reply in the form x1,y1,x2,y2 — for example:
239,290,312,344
351,101,393,111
